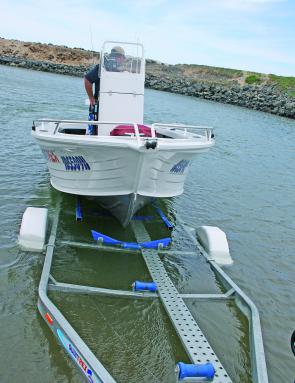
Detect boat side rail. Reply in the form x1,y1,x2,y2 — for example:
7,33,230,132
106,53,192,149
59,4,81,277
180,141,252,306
33,119,213,142
33,119,155,144
152,122,214,142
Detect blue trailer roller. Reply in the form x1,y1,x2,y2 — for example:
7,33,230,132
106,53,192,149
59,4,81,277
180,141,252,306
140,237,171,249
132,281,157,292
121,242,141,250
176,362,215,381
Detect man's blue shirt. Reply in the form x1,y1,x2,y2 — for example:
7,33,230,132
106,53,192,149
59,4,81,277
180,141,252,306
85,64,100,99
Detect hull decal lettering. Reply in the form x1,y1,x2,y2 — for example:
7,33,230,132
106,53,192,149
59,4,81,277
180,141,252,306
170,160,190,174
61,156,91,171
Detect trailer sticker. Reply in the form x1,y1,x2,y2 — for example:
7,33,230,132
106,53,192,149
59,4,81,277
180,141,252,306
56,329,100,383
61,156,91,171
170,160,190,174
42,149,60,163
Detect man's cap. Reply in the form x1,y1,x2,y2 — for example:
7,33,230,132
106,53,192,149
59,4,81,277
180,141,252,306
111,46,125,56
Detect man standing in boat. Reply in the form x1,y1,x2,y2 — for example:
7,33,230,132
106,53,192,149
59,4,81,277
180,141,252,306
84,46,125,135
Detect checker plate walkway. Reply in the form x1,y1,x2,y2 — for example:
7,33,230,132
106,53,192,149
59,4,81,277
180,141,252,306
132,220,232,383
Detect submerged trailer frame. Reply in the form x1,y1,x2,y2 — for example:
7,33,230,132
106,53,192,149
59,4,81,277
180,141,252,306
36,203,268,383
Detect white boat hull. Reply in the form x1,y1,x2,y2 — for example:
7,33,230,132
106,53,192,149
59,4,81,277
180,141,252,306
33,121,214,226
94,194,151,227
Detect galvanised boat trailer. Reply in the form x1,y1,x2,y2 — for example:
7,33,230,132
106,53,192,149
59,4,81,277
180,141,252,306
19,198,269,383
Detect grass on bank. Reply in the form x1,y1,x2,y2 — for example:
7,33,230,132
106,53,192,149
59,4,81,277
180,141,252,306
245,74,262,84
177,64,243,79
269,74,295,96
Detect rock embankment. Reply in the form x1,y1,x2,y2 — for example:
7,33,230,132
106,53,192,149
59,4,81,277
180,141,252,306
145,73,295,118
1,38,295,119
0,55,87,77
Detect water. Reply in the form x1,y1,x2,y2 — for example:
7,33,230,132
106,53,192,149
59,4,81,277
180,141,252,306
0,64,294,382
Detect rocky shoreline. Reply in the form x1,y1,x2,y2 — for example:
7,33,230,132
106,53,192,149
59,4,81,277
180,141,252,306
0,55,86,77
145,72,295,119
1,54,295,119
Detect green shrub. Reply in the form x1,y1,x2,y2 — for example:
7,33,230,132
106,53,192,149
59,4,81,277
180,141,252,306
245,75,261,84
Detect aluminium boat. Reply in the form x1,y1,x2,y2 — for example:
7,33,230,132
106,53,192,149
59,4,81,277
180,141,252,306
32,41,214,226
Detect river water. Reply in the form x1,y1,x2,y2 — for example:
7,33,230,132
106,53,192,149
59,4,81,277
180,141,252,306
0,64,294,383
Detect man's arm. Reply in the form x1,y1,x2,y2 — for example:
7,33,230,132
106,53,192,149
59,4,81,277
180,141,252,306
84,64,100,106
84,77,95,107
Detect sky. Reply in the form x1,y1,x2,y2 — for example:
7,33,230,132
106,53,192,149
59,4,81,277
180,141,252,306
1,0,295,76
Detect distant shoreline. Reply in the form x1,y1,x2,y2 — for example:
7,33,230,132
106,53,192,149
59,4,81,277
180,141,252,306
1,37,294,119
